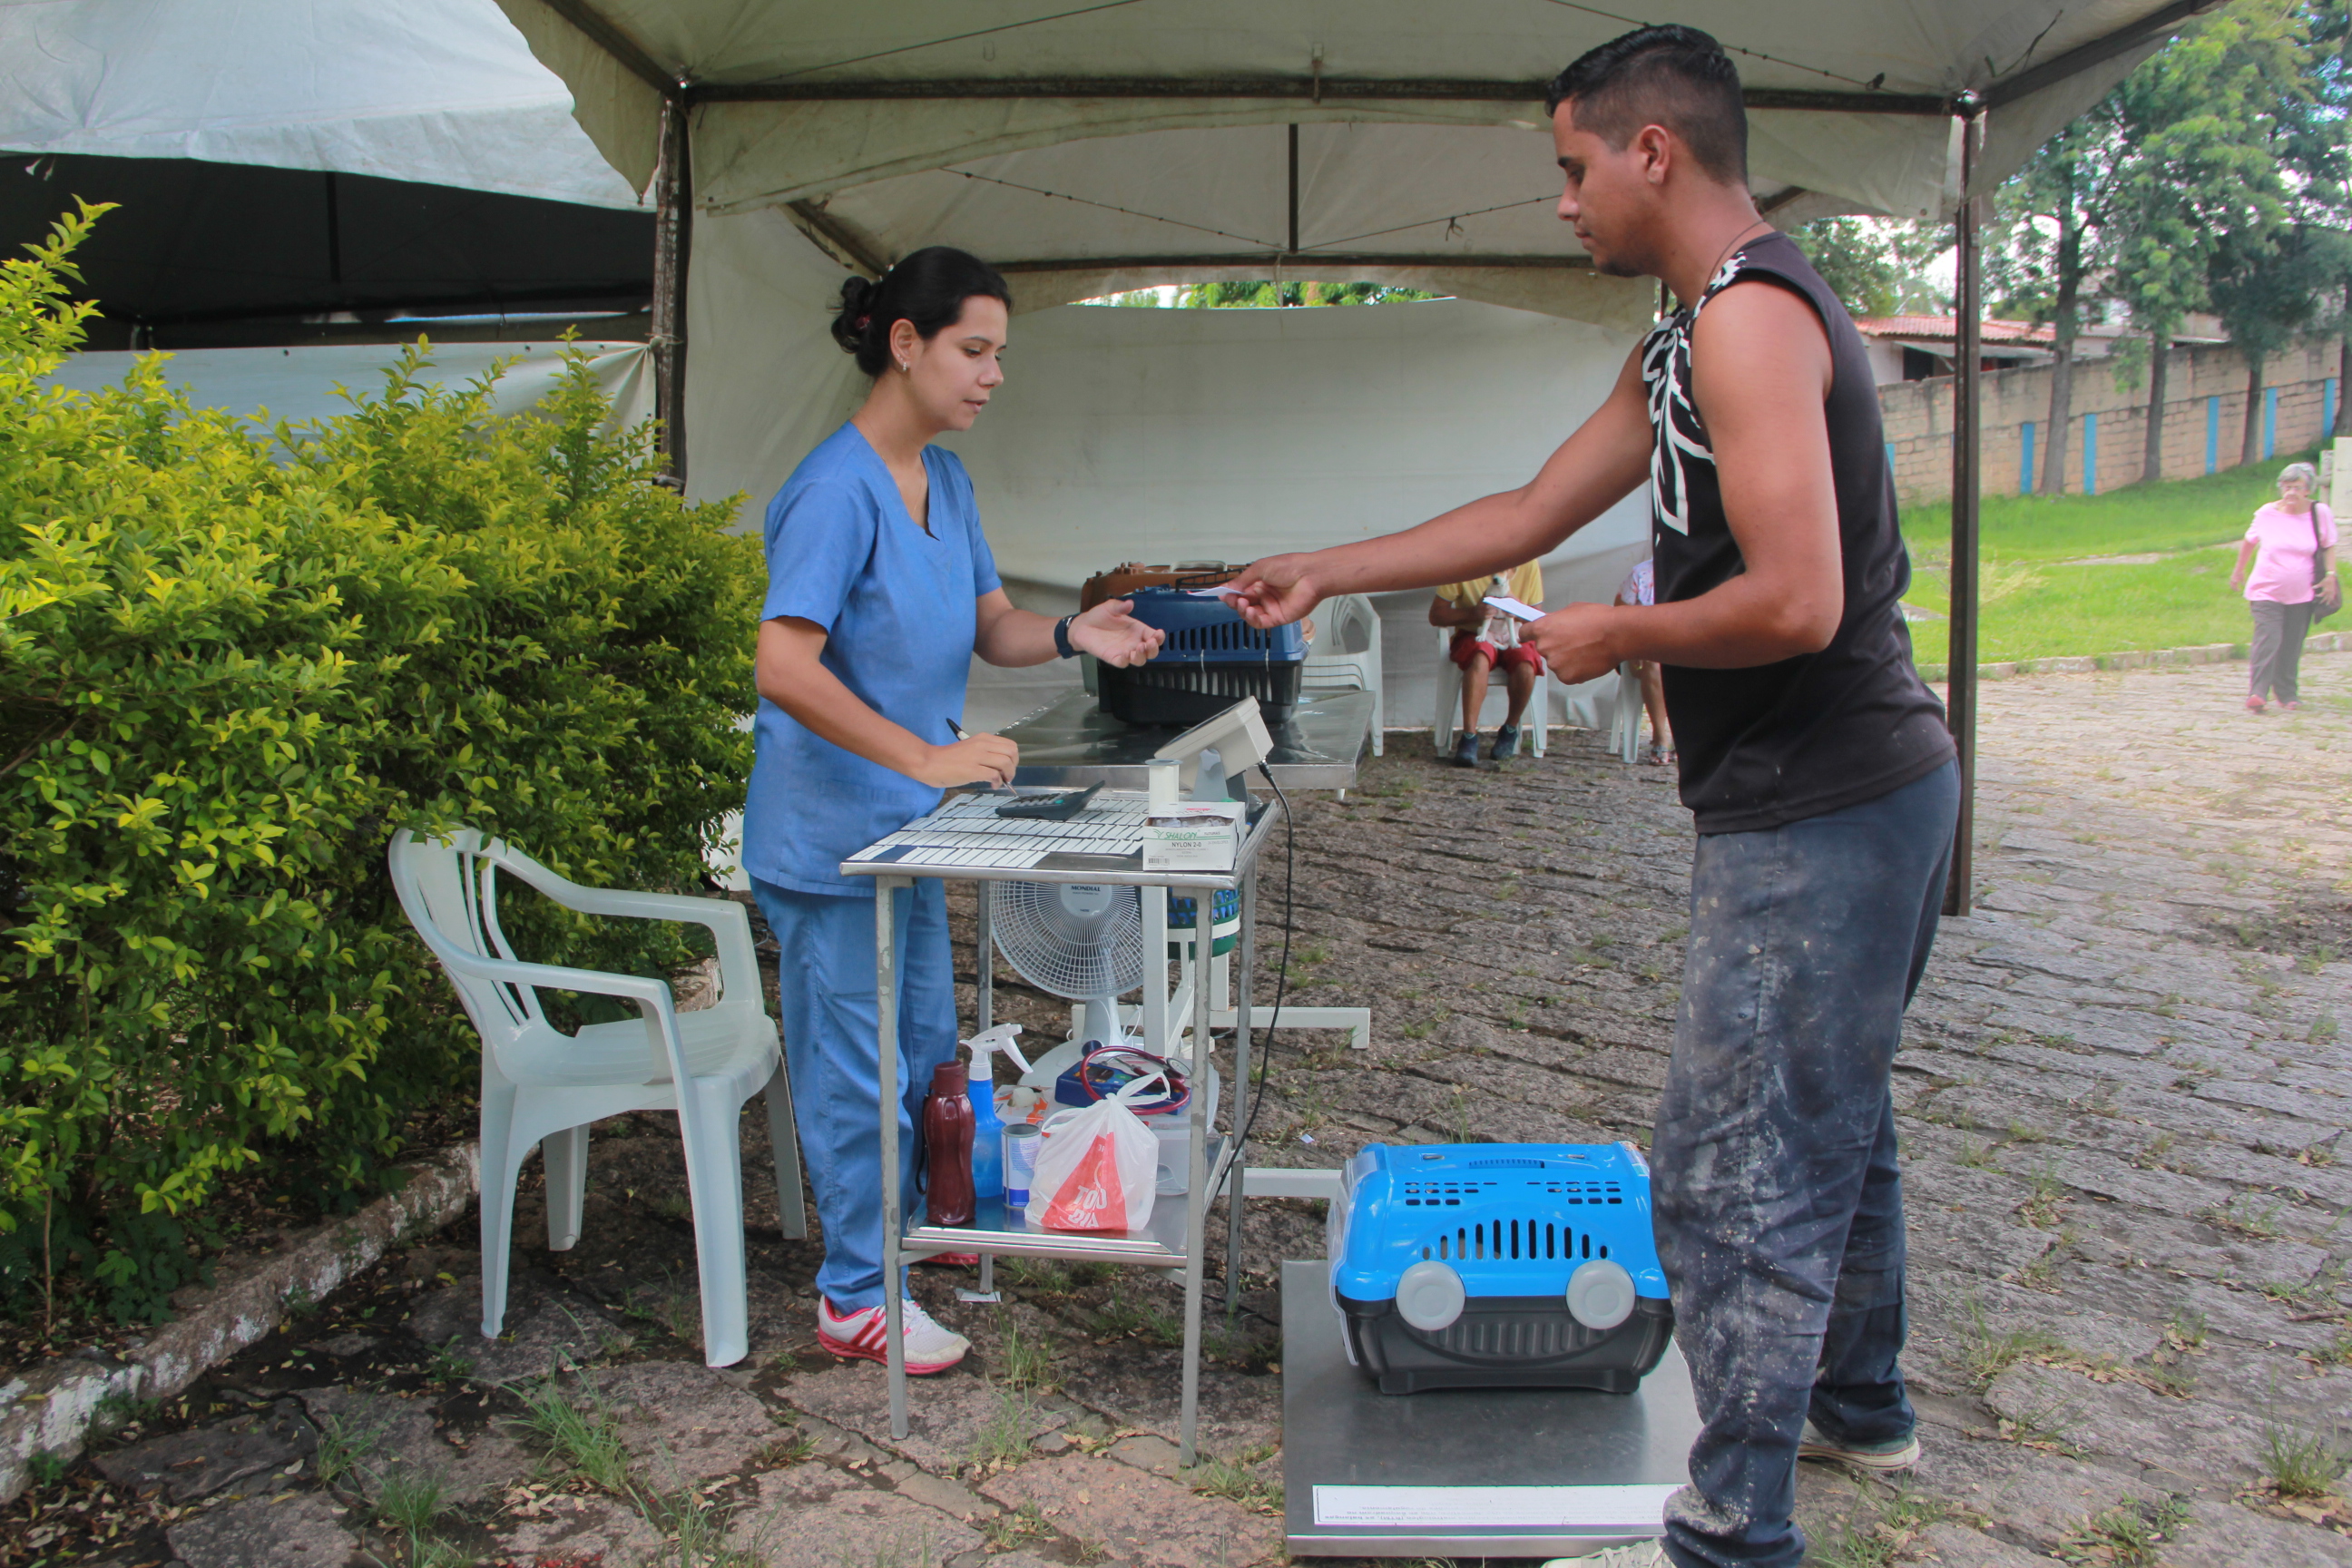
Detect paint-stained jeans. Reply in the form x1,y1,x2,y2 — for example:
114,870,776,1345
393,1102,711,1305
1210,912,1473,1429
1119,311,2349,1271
1654,760,1959,1568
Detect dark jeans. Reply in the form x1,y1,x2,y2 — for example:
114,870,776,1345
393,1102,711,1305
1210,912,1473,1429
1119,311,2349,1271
2248,598,2313,703
1654,760,1958,1568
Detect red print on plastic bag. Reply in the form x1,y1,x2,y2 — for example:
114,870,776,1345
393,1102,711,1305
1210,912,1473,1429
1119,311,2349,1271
1043,1132,1123,1230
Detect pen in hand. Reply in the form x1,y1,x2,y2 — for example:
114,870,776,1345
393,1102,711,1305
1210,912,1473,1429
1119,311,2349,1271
946,717,1011,792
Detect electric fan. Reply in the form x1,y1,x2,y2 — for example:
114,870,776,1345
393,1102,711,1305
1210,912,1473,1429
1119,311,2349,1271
986,881,1146,1052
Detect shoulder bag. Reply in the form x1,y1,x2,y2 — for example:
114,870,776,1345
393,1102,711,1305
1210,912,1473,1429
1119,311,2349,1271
2313,503,2341,622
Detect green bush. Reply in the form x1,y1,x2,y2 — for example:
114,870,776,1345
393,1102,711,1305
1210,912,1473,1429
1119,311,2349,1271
0,204,761,1323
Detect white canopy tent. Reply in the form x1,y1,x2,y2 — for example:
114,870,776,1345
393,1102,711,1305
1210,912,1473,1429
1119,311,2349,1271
3,0,658,421
3,0,2220,911
0,0,639,211
493,0,2214,907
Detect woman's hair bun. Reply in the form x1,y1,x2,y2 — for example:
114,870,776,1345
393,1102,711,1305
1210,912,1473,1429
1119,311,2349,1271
830,275,881,357
826,248,1013,377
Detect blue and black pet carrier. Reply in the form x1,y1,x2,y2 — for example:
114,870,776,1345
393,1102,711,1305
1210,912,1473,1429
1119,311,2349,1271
1095,584,1307,727
1327,1142,1673,1395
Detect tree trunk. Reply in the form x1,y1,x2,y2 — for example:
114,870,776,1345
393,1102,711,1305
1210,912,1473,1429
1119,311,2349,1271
2040,189,2079,496
2141,331,2168,484
2241,350,2266,467
2338,318,2350,437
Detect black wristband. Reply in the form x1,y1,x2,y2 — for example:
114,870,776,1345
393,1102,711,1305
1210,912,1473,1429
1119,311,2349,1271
1054,614,1078,659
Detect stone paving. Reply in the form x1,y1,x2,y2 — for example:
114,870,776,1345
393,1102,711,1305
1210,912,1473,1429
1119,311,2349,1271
22,654,2352,1568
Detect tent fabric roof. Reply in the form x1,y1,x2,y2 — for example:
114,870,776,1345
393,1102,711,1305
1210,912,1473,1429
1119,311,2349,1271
495,0,2209,322
0,0,642,211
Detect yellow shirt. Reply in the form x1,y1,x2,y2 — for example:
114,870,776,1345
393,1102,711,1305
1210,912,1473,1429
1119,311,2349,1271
1437,563,1544,611
1438,564,1544,647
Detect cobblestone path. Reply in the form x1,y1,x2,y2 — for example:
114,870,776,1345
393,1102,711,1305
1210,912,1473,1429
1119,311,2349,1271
32,658,2347,1568
1246,653,2352,1565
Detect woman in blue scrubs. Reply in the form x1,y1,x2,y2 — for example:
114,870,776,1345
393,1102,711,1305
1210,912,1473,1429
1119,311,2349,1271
744,248,1161,1373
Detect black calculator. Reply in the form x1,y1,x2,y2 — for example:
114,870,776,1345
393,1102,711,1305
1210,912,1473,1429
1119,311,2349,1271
995,783,1102,821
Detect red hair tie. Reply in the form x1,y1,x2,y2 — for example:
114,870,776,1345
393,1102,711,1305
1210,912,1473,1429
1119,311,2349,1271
855,313,872,329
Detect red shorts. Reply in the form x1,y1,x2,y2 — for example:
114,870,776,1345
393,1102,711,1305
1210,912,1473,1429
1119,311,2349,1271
1450,632,1544,675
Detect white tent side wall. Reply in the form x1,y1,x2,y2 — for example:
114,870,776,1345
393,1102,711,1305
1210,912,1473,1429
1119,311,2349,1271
936,295,1649,731
45,340,654,434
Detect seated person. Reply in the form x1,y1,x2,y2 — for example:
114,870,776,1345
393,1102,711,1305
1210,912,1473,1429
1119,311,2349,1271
1615,558,1676,765
1430,561,1545,765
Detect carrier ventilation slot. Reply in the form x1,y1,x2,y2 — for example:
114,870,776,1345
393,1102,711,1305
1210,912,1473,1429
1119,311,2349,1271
1528,1179,1625,1205
1400,1179,1500,1207
1414,1311,1620,1359
1167,621,1279,654
1420,1218,1606,1263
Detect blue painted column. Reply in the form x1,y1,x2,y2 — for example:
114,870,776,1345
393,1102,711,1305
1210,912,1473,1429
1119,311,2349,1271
2264,386,2278,460
2326,377,2338,445
2207,397,2220,475
2082,412,2098,495
2020,421,2035,494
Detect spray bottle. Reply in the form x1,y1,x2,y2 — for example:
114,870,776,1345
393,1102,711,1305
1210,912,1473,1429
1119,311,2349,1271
963,1024,1030,1200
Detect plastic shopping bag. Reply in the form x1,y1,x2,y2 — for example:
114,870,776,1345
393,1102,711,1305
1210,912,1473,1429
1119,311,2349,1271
1034,1078,1162,1231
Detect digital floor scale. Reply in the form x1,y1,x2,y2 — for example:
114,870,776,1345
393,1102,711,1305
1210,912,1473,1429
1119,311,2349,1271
1281,1261,1700,1558
1280,1140,1702,1558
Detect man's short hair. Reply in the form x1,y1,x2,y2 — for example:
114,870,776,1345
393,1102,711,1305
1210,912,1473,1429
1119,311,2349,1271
1544,24,1748,185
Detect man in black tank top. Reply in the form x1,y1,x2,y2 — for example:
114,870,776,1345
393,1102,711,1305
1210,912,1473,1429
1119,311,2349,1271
1231,24,1958,1568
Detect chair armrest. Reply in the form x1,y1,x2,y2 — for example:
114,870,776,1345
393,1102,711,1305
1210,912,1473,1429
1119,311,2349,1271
433,948,697,1081
435,946,672,1009
488,848,764,1005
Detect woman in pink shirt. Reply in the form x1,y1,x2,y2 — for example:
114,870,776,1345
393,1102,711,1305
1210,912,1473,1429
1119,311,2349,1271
2230,462,2338,711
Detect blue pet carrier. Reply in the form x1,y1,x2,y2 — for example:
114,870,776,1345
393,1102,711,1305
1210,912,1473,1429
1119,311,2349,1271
1327,1143,1673,1395
1096,585,1307,727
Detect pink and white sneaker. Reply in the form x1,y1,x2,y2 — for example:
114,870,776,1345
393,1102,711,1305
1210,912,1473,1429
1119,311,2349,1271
817,1296,970,1375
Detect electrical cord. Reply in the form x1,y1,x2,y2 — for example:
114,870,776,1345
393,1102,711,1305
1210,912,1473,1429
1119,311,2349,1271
1234,761,1294,1160
1207,763,1293,1313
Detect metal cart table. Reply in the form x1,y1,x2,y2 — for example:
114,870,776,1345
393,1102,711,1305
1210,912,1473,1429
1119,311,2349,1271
842,795,1283,1464
999,689,1376,1052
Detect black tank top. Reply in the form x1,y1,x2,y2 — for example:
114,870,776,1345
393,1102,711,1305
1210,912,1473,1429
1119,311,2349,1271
1642,230,1954,834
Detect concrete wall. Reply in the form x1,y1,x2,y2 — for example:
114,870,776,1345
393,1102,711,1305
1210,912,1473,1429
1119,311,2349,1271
1881,335,2345,504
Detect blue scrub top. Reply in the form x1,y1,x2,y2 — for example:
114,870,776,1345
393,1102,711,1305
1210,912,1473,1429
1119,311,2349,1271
743,423,1002,897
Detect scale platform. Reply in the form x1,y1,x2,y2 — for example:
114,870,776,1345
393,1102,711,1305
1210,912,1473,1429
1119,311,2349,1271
1279,1259,1700,1559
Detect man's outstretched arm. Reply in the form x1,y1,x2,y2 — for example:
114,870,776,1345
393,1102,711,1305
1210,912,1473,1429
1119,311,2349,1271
1227,342,1655,627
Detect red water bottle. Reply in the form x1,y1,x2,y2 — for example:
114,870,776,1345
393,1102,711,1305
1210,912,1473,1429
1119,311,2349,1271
921,1061,977,1228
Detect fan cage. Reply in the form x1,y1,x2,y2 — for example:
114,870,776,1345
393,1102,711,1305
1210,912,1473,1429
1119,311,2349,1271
985,880,1147,1001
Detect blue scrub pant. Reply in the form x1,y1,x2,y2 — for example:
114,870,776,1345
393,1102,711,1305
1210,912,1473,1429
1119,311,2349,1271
754,877,960,1312
1655,760,1957,1568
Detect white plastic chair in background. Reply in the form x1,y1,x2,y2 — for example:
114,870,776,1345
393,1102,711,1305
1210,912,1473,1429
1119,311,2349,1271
1298,593,1385,754
1608,662,1644,763
388,828,804,1369
1432,627,1549,758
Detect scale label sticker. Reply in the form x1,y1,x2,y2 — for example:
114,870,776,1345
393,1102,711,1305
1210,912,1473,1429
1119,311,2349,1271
1311,1484,1681,1529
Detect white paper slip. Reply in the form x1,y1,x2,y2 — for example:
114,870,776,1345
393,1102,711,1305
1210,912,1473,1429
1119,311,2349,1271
1312,1484,1680,1530
1482,593,1545,622
1185,584,1244,598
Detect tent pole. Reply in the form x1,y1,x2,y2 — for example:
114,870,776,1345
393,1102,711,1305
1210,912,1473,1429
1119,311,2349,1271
652,89,692,485
1287,122,1299,256
1944,98,1984,919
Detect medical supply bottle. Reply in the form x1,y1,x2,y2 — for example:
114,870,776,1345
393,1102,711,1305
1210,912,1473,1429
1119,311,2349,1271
966,1043,1007,1200
920,1062,977,1228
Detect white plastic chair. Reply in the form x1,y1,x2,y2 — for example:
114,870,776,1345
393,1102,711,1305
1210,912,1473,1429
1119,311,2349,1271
1608,662,1644,763
1432,627,1549,758
1299,593,1386,755
388,828,805,1369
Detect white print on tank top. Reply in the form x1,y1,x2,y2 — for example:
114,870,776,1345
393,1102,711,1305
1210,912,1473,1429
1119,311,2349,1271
1640,253,1747,538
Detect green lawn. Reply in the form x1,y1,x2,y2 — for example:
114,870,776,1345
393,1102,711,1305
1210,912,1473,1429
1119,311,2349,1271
1898,444,2321,668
